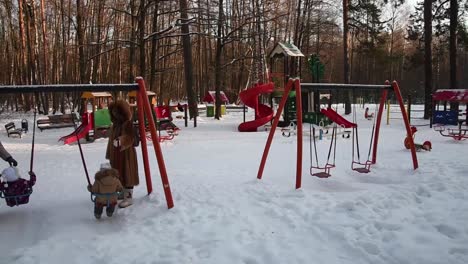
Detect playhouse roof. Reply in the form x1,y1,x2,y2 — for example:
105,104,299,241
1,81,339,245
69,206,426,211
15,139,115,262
128,90,156,97
203,91,229,103
432,89,468,102
269,42,304,58
81,92,112,99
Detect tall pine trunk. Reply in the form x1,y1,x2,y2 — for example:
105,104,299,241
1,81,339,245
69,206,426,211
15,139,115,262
449,0,458,111
423,0,433,119
343,0,351,114
179,0,198,122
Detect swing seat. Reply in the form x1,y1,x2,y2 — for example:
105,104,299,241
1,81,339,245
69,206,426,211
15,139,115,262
0,171,36,207
312,172,332,178
90,192,122,208
352,161,372,174
0,180,34,207
353,167,370,174
310,164,334,178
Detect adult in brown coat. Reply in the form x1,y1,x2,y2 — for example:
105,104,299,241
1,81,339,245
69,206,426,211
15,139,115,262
106,100,139,208
89,167,123,219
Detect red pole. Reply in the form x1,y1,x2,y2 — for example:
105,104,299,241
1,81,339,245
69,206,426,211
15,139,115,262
371,87,388,164
257,79,294,180
136,77,174,208
294,79,303,189
136,91,153,195
392,81,418,170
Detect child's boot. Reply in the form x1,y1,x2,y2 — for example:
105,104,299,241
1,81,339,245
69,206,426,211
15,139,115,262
118,188,133,208
94,204,103,219
106,204,116,217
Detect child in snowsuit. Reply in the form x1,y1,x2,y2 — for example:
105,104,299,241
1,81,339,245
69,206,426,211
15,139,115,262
88,165,123,219
0,167,36,207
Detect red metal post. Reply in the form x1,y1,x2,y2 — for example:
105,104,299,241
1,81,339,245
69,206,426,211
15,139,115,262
294,79,303,189
371,87,388,164
392,81,418,170
136,91,153,195
136,77,174,208
257,79,294,180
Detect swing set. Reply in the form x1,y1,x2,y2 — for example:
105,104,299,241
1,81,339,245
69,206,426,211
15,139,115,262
0,77,174,209
257,79,419,189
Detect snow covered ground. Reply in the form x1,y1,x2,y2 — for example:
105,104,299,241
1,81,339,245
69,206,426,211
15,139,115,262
0,105,467,264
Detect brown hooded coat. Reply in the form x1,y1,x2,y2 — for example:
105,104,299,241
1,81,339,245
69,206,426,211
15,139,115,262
106,100,139,188
91,168,123,205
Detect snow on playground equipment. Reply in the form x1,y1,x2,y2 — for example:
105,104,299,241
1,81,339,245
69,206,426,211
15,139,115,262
203,91,228,117
59,92,113,144
58,110,112,144
0,111,38,207
238,82,275,132
432,89,468,140
154,105,180,142
257,79,418,189
36,113,79,131
0,78,174,209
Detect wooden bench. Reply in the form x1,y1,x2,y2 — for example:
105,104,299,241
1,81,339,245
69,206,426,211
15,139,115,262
37,114,79,131
5,122,22,138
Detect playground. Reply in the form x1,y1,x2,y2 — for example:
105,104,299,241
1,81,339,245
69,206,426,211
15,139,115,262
0,100,467,264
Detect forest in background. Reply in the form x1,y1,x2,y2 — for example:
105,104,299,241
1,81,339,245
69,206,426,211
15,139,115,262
0,0,467,117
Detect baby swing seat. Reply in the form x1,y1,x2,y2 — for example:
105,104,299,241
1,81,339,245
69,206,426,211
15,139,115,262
0,172,36,207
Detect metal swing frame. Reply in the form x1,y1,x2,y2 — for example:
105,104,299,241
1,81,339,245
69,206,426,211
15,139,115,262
0,77,174,209
257,79,418,189
0,110,38,207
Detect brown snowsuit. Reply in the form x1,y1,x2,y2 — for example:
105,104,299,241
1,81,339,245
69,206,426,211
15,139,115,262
106,100,139,188
91,168,123,205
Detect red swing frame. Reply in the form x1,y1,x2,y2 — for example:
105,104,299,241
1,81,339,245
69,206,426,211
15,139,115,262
0,77,174,209
257,79,418,189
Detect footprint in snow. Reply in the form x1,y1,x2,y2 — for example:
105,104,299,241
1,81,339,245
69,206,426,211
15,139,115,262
435,224,459,239
357,241,381,255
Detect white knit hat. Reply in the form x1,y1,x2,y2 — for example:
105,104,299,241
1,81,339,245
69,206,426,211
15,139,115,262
2,167,19,182
100,162,112,171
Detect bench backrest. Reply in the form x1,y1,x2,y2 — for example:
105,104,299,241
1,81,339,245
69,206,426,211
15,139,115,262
48,114,75,124
5,122,16,131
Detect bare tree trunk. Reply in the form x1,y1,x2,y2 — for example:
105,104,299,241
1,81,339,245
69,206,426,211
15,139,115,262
343,0,351,114
92,0,104,83
424,0,433,119
128,1,137,83
150,1,159,92
179,0,198,121
214,0,224,120
449,0,458,111
18,0,27,84
76,0,86,83
40,0,47,83
138,0,146,78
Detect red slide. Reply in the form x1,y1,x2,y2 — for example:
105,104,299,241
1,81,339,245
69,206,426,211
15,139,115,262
59,113,93,144
320,108,357,128
238,83,274,132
